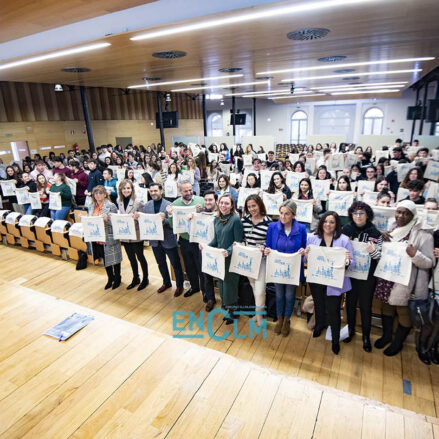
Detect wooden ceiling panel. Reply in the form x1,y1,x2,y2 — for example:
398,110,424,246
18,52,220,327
0,0,156,44
0,0,438,103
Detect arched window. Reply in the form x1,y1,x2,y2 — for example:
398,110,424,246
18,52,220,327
207,112,223,136
291,110,308,144
363,107,384,135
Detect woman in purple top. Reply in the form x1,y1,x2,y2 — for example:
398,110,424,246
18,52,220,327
265,200,307,337
305,211,355,355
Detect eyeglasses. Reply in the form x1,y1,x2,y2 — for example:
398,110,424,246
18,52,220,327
353,211,366,216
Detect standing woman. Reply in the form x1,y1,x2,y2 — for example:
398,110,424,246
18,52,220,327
49,173,72,220
117,179,149,291
187,157,201,195
233,144,244,172
216,174,238,204
88,185,122,290
5,166,20,212
294,177,322,232
241,195,272,326
204,194,243,323
373,200,434,357
266,171,292,200
305,211,355,355
265,200,307,336
342,201,382,352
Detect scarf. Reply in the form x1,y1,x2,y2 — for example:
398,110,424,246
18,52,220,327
390,208,418,242
219,213,233,226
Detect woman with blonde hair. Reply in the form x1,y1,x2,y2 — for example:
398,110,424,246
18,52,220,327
88,185,122,290
117,179,149,291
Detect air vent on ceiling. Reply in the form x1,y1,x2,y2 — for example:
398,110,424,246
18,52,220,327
287,28,330,41
256,76,273,80
318,56,346,62
334,69,355,74
218,68,243,73
343,76,361,81
142,76,161,81
61,67,91,73
152,50,187,59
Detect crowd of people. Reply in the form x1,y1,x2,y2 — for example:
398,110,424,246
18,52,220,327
1,138,438,363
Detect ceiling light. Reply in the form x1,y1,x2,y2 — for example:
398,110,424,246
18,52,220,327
313,81,407,89
54,84,63,92
165,93,172,102
0,42,111,71
257,57,433,75
270,93,326,99
128,74,244,89
320,84,403,92
225,88,311,97
131,0,379,41
280,69,421,82
241,90,318,98
171,80,270,92
220,100,225,106
206,94,224,100
331,89,400,95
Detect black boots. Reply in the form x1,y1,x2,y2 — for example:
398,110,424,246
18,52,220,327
137,278,149,291
343,327,356,344
127,277,140,290
104,266,114,290
383,325,411,357
374,315,393,349
363,335,372,353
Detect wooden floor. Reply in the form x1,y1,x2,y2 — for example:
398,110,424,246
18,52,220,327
0,245,439,438
1,280,438,438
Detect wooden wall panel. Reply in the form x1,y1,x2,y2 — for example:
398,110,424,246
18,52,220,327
0,81,202,123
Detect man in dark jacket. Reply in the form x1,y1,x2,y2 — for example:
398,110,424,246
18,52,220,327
85,159,104,196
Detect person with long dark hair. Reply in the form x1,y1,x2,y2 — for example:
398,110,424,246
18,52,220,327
342,201,382,352
305,211,354,355
267,171,291,200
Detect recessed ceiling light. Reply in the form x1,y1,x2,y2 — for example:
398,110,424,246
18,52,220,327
218,68,243,73
152,50,187,59
257,57,433,75
280,69,422,82
318,56,347,62
331,89,400,95
320,84,403,92
287,28,330,41
130,0,380,40
61,67,91,73
0,42,110,71
128,74,244,89
256,76,273,80
171,80,270,92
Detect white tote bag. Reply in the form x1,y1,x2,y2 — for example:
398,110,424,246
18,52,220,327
66,177,77,196
424,160,439,181
137,212,164,241
15,188,30,205
110,214,137,240
356,180,375,194
307,245,346,288
265,250,301,285
189,212,215,244
311,179,331,201
327,191,354,216
172,205,196,234
372,206,396,232
229,243,263,279
29,192,42,210
295,199,314,223
49,193,62,210
202,245,225,280
243,155,253,167
346,241,371,280
237,188,259,209
81,216,106,242
285,171,306,193
374,241,412,286
260,170,274,190
164,179,178,198
0,181,16,197
262,192,284,215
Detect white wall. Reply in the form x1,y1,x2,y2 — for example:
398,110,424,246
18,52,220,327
206,85,439,147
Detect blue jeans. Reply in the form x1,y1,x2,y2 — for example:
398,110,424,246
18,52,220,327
275,283,297,318
24,204,33,215
50,206,70,220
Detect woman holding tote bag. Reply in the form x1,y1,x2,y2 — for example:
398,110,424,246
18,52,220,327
117,179,149,291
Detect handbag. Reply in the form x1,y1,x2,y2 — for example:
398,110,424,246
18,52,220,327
408,268,436,330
